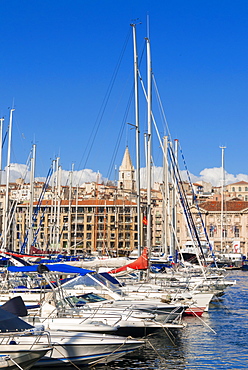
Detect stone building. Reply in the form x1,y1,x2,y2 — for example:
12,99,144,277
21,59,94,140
118,147,136,192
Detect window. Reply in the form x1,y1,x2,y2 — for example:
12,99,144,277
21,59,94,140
87,216,92,223
239,187,242,191
246,187,248,191
125,233,130,240
234,227,240,238
222,229,227,238
232,187,235,191
87,224,92,231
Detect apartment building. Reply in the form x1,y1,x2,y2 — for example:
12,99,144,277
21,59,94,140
14,198,139,256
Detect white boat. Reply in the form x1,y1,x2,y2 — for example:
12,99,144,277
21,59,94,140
0,307,51,370
0,342,51,370
0,299,145,367
10,330,145,367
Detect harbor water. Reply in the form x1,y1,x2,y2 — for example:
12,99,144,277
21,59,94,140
39,270,248,370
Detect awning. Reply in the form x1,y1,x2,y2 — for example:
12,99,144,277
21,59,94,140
8,263,93,275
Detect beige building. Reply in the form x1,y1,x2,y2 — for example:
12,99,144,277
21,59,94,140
175,199,248,257
225,180,248,201
14,198,139,256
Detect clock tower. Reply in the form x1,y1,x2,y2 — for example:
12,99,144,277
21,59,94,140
118,146,136,191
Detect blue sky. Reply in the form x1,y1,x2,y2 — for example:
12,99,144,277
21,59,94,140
0,0,248,185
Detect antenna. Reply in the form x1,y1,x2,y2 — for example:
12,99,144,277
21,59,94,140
146,13,150,39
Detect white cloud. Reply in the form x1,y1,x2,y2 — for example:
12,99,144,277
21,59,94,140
142,166,248,188
51,168,104,186
186,167,248,187
0,164,104,186
2,163,248,189
1,163,30,184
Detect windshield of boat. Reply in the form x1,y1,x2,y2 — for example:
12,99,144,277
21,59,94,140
61,272,124,297
77,293,107,303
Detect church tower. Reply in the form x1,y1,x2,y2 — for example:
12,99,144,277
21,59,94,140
118,147,136,191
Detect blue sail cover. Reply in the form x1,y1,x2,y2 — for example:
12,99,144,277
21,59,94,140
8,263,93,275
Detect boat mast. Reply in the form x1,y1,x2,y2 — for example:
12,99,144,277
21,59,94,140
0,118,4,186
27,143,36,254
3,108,14,251
131,23,142,257
220,146,226,253
56,163,62,251
50,159,56,248
162,136,169,257
146,36,152,277
170,139,178,260
73,184,79,255
68,163,74,255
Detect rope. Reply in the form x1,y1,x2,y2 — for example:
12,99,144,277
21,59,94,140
52,345,81,370
8,357,24,370
146,338,169,364
187,307,217,334
89,335,143,368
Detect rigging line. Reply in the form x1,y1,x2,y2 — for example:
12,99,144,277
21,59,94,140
77,28,132,173
140,73,204,264
107,39,146,181
2,129,8,148
106,87,134,180
169,146,201,242
178,143,217,266
20,165,53,253
2,150,33,246
152,74,171,139
168,146,207,266
106,38,147,182
138,58,205,262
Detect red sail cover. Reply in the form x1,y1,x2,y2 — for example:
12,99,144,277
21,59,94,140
109,248,148,274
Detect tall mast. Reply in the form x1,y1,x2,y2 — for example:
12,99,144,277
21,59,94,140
0,118,4,185
170,139,178,259
220,146,226,253
73,184,79,255
51,159,56,248
131,23,141,257
146,36,152,276
56,163,62,250
27,144,36,254
68,163,74,255
3,108,14,251
162,136,169,256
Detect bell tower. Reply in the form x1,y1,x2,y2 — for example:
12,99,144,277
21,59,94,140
118,147,136,191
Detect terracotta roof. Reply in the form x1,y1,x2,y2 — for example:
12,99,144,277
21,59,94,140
200,199,248,212
228,180,248,186
32,199,137,206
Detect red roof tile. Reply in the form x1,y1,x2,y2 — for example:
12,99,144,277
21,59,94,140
228,180,248,186
200,199,248,212
33,199,137,206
